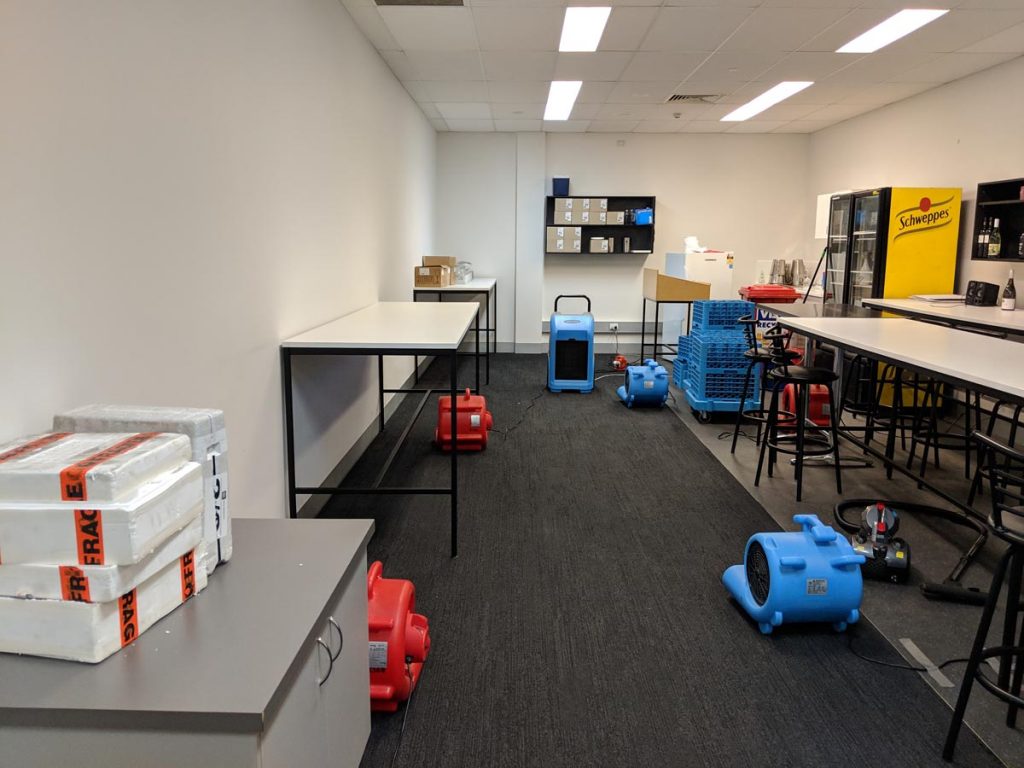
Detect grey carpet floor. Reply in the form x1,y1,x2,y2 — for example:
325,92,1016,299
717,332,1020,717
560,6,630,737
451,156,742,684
323,354,1001,768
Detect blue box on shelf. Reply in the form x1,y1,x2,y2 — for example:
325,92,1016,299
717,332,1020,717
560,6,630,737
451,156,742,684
553,177,570,196
634,207,653,225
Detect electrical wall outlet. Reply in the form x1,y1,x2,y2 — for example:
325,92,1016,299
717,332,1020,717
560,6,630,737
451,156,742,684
609,322,619,332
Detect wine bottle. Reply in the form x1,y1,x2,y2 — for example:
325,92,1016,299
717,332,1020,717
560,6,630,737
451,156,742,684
989,217,1002,257
977,218,987,257
1002,269,1016,311
981,217,991,257
1018,231,1024,259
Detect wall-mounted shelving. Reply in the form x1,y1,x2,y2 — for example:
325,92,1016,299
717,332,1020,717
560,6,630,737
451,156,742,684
544,195,655,256
972,178,1024,261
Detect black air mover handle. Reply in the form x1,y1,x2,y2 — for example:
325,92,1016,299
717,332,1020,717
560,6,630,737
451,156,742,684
554,294,591,313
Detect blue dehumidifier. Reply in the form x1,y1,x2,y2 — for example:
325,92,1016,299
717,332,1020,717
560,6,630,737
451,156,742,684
548,295,594,393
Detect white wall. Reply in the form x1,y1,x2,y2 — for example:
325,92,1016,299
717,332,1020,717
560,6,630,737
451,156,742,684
809,55,1024,292
435,132,810,347
0,0,436,518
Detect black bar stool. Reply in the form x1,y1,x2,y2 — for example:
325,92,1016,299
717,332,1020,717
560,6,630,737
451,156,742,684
944,432,1024,761
754,326,843,501
968,401,1024,505
730,315,796,454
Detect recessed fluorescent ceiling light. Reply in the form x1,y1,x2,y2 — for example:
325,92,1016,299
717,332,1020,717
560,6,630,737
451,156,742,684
559,7,611,52
720,81,813,122
544,80,582,121
837,9,948,54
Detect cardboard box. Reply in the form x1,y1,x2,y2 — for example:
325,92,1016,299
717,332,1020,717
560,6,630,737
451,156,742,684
590,238,609,253
571,210,592,225
414,265,451,287
547,226,582,240
569,239,582,253
423,255,457,269
547,226,583,252
554,198,574,211
593,211,607,225
642,269,712,302
554,209,573,225
590,198,608,211
580,198,591,210
609,210,626,225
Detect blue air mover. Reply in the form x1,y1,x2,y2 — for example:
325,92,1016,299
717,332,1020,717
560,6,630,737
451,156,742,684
617,359,669,407
548,295,594,393
723,514,865,635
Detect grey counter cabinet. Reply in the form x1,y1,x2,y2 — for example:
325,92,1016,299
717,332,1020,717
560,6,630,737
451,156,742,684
0,518,375,768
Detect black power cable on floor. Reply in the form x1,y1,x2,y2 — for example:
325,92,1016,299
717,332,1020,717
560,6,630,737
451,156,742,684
844,631,970,673
493,388,546,439
389,668,419,768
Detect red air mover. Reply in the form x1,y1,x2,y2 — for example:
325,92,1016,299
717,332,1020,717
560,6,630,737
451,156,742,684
780,383,832,427
368,561,430,713
435,388,493,451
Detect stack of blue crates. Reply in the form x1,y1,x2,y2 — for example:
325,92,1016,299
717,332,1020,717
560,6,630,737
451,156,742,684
672,335,690,388
683,300,760,415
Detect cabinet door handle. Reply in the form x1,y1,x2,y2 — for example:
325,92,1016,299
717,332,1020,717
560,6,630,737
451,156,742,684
328,617,343,662
316,638,334,686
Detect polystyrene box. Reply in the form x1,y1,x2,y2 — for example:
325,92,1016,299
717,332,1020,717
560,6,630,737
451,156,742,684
0,513,202,602
0,547,208,663
0,462,202,566
0,432,190,503
54,406,232,574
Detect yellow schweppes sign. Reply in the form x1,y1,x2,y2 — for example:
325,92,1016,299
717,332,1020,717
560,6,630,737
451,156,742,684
893,194,956,240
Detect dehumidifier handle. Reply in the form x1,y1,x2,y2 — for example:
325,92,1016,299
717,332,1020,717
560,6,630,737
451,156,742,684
554,294,591,313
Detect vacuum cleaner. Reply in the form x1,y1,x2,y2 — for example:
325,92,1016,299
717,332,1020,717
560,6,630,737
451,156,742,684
723,514,865,635
548,294,594,393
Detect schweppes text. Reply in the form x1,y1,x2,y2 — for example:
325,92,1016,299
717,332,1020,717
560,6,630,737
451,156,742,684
894,196,954,239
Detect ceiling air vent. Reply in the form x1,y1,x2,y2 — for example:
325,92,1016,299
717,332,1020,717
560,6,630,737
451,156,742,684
665,94,720,104
375,0,463,5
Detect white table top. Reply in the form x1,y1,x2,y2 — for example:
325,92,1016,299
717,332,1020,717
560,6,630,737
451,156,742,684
862,297,1024,335
414,277,496,293
779,316,1024,402
281,301,478,350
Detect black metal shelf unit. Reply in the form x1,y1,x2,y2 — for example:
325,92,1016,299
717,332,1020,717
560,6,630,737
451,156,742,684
544,195,655,256
972,178,1024,261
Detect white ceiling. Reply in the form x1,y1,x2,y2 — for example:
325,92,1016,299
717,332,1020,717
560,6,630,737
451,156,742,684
340,0,1024,134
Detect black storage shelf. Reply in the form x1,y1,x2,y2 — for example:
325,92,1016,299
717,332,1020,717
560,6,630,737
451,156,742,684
544,195,655,256
972,178,1024,261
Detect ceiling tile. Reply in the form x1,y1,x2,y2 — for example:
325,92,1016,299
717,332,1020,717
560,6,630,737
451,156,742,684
961,22,1024,54
346,7,400,51
471,6,563,51
577,81,618,104
606,81,680,104
494,119,543,131
823,50,944,85
802,103,875,121
554,52,634,81
595,102,668,120
726,120,790,132
490,103,546,119
640,7,756,52
800,9,894,53
377,7,479,51
684,50,787,84
679,121,731,133
417,102,442,119
719,7,849,53
444,118,496,132
568,102,602,120
483,51,557,81
404,51,485,81
890,51,1020,83
587,120,642,132
621,52,707,82
429,117,448,132
772,119,840,133
758,51,856,82
840,81,936,105
634,120,686,133
544,120,593,132
436,102,493,120
400,81,431,102
887,10,1024,54
487,81,551,103
380,51,417,81
600,7,660,52
757,101,828,121
783,81,862,105
423,80,490,102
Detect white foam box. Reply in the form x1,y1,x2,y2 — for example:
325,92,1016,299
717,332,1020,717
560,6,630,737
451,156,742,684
0,431,190,503
0,461,202,566
0,513,202,602
54,405,232,575
0,546,208,663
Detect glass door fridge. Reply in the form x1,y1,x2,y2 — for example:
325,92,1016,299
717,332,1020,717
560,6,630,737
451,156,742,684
848,189,890,306
823,194,851,305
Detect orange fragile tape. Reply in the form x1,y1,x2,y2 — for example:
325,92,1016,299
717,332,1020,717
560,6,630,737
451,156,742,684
0,432,70,464
59,566,92,602
74,509,105,565
119,588,139,647
59,432,159,502
180,549,196,602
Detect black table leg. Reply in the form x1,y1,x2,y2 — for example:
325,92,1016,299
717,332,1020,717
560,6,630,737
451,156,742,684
282,348,297,519
485,289,491,384
475,304,481,393
378,355,385,433
450,349,458,558
641,298,648,362
653,301,661,362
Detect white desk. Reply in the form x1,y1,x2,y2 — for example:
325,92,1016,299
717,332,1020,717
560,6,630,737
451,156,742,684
413,278,497,385
281,302,479,557
862,297,1024,336
777,317,1024,404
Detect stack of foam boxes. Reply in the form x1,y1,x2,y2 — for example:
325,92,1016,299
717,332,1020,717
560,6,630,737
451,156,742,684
53,405,231,575
0,431,208,662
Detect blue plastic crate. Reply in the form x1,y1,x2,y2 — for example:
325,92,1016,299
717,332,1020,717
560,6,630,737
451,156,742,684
685,385,760,415
686,332,749,372
691,300,754,332
687,368,759,401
